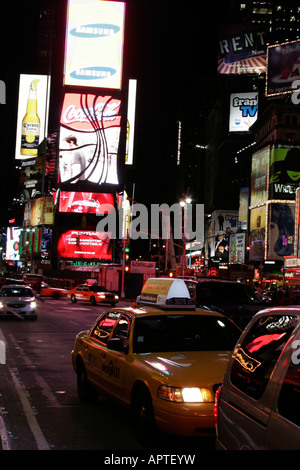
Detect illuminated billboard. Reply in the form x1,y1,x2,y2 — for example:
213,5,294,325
57,230,112,260
125,79,137,165
229,92,258,132
15,74,51,160
6,227,21,261
64,0,125,89
23,196,54,226
266,39,300,97
218,24,267,75
250,147,269,206
58,191,115,214
267,203,295,260
59,93,121,185
269,146,300,200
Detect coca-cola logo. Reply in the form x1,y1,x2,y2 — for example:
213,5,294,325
60,93,121,131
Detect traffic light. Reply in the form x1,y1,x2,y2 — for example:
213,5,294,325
124,245,130,271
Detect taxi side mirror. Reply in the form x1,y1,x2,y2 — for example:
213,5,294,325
107,337,128,354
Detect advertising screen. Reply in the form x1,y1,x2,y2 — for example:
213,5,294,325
23,196,54,226
229,92,258,132
266,39,300,97
250,147,269,206
15,74,51,160
269,146,300,200
64,0,125,89
58,191,115,214
59,93,121,185
6,227,21,261
125,79,137,165
218,24,267,75
267,203,295,260
57,230,112,260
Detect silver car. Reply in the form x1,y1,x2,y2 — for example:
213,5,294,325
0,284,37,320
215,307,300,450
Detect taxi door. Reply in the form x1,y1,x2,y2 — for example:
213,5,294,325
97,313,131,399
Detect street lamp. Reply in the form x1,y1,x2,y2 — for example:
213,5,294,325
179,192,192,277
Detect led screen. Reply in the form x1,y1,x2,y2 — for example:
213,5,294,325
58,191,115,214
266,39,300,96
6,227,21,261
59,93,121,185
57,230,112,260
64,0,125,89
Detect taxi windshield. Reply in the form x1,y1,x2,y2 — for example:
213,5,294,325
133,314,240,353
89,286,105,292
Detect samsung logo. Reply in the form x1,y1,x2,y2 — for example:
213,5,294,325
71,23,120,38
70,67,116,80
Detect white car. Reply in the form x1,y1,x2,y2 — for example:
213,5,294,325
0,284,37,320
215,307,300,450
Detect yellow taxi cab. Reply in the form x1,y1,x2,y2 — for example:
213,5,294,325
68,283,119,306
39,282,68,299
71,278,241,440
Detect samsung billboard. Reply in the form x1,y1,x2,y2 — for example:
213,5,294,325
64,0,125,89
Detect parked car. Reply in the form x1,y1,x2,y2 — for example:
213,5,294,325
68,284,119,306
0,284,37,320
72,278,241,441
39,282,68,299
215,307,300,450
185,279,268,329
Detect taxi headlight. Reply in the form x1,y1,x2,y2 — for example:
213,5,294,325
30,300,37,309
0,301,3,309
158,385,213,403
115,295,119,300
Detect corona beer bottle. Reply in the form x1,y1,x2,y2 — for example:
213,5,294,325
21,79,40,156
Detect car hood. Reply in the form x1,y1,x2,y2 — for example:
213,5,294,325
138,350,231,386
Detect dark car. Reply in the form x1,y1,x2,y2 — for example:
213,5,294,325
185,279,268,329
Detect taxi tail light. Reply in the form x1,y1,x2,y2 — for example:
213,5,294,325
214,385,223,438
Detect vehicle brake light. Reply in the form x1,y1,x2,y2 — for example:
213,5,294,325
214,385,223,438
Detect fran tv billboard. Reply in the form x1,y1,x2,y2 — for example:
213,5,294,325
59,93,121,186
64,0,125,89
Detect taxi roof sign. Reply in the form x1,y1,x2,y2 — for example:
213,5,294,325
139,278,195,309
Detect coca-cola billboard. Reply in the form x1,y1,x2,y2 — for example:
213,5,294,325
59,93,121,186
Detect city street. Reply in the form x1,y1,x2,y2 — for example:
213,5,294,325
0,297,215,452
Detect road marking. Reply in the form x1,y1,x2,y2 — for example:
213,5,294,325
8,334,61,409
8,367,50,450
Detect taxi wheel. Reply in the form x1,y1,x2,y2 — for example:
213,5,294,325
71,294,77,303
90,296,96,305
76,359,98,403
132,386,156,442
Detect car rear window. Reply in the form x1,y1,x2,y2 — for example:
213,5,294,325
230,314,299,400
196,282,260,305
133,314,241,353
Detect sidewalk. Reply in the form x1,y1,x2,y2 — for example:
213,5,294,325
0,410,11,450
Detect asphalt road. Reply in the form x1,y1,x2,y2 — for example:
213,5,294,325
0,297,215,454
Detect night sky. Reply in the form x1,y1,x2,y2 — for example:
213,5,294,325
0,1,226,225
